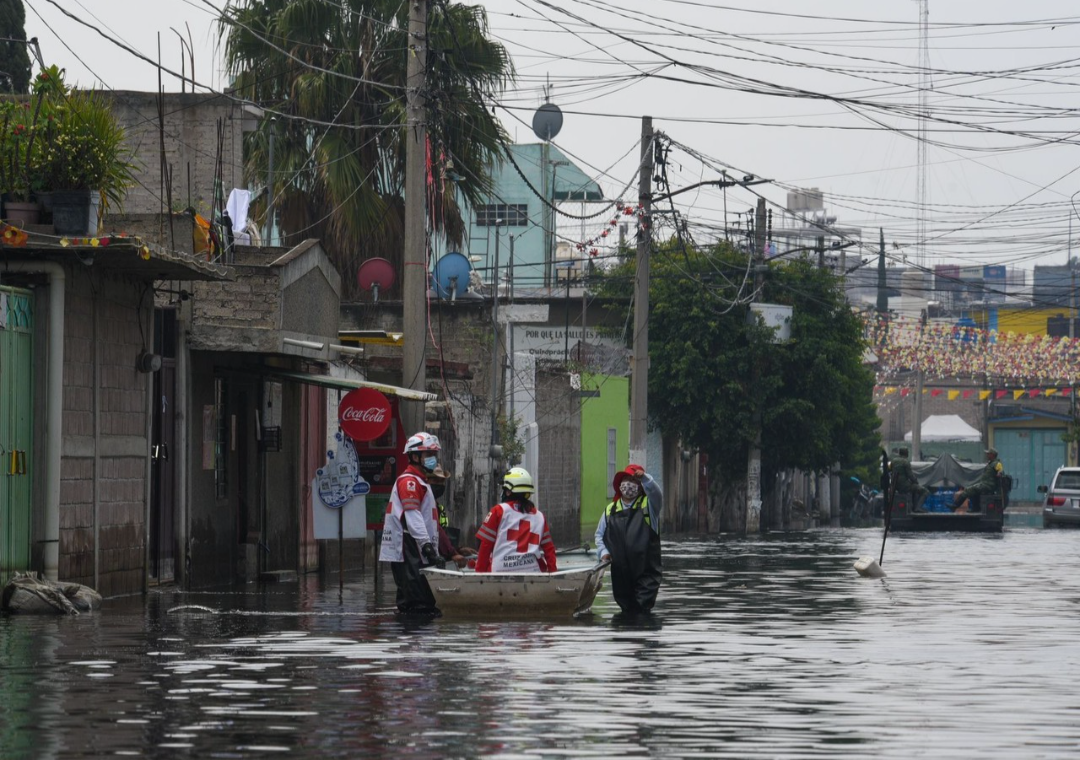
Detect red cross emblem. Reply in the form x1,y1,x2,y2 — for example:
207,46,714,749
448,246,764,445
506,522,540,552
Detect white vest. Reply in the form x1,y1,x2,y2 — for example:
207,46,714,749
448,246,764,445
490,503,546,573
379,472,438,563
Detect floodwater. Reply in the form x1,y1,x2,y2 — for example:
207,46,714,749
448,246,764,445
3,529,1080,759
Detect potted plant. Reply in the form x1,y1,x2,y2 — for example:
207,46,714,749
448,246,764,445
0,99,43,225
37,85,135,235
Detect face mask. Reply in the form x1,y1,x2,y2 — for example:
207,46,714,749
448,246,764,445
619,480,640,501
431,484,445,499
423,456,438,471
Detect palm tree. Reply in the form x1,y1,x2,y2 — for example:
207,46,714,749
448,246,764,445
219,0,512,294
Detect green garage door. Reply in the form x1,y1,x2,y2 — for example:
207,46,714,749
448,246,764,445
995,428,1066,502
0,287,33,582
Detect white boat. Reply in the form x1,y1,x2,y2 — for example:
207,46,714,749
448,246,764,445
422,561,610,616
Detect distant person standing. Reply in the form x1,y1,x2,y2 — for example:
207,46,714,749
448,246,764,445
954,448,1005,513
595,464,663,614
892,447,928,510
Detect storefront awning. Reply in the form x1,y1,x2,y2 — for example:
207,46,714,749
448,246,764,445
267,370,438,401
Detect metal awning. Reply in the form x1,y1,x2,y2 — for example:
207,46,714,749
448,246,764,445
267,370,437,401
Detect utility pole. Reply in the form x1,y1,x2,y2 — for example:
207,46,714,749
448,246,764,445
629,116,653,468
490,222,503,505
816,234,825,270
747,196,767,533
401,0,429,435
912,309,927,462
876,228,888,315
265,118,275,246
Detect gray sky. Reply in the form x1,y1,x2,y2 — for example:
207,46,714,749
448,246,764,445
24,0,1080,271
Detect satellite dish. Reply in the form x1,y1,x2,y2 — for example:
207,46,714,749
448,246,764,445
357,258,395,302
432,251,472,301
532,103,563,142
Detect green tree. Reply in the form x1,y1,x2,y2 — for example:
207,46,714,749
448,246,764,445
219,0,511,294
599,239,880,491
0,0,31,94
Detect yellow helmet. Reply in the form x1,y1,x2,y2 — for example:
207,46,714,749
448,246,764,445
502,467,534,497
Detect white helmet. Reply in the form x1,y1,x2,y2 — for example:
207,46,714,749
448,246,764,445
403,432,441,454
502,467,534,497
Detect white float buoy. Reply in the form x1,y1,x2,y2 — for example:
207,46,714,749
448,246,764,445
854,556,887,578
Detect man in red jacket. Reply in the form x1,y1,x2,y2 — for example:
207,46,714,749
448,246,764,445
475,467,557,573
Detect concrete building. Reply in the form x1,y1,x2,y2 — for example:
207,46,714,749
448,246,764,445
462,143,603,294
0,232,224,595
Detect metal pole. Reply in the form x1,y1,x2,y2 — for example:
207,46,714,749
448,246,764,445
490,221,503,505
629,116,653,468
265,120,274,246
402,0,429,435
541,141,551,289
746,196,767,533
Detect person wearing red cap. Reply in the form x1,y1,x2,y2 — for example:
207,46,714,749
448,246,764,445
594,463,663,614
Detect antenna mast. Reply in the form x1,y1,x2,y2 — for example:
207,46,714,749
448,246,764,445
916,0,930,269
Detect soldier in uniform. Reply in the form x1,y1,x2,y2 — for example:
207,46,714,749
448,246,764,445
891,447,928,511
953,447,1005,514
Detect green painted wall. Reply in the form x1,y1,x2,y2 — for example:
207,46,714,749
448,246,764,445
580,373,628,541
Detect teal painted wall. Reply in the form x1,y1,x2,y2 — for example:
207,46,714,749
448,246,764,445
580,373,629,541
462,144,601,291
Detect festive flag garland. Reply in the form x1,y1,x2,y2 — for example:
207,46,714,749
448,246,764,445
0,226,154,261
574,201,647,257
868,313,1080,386
875,385,1074,398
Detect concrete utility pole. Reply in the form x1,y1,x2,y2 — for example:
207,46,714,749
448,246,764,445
629,116,653,469
490,221,503,507
401,0,429,435
877,228,888,314
747,196,767,533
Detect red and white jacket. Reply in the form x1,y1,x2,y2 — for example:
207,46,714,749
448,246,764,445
379,465,439,563
474,501,557,573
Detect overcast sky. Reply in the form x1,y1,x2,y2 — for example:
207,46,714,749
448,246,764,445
24,0,1080,271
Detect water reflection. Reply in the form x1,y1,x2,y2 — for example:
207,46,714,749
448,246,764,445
1,529,1079,758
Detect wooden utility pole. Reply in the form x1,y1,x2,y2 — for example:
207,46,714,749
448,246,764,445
402,0,429,435
629,116,653,468
746,196,767,533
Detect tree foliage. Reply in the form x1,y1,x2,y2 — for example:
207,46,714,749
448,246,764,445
599,238,880,484
0,0,31,94
219,0,512,294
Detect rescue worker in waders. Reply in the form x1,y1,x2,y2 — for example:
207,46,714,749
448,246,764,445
475,467,558,573
595,464,663,614
429,467,476,569
378,432,445,615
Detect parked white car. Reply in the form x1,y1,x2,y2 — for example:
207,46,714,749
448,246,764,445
1038,468,1080,528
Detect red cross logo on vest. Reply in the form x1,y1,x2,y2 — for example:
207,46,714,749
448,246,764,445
506,522,540,552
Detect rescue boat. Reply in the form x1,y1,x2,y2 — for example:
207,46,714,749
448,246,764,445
422,560,610,616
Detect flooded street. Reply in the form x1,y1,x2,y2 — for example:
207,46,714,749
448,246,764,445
3,528,1080,758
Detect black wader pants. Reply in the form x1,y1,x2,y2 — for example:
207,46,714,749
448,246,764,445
605,507,663,614
390,533,438,614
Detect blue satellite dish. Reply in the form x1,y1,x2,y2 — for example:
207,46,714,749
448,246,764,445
433,251,472,300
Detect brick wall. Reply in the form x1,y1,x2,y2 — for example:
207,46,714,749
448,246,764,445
106,92,245,225
535,369,581,545
59,272,149,597
190,267,280,330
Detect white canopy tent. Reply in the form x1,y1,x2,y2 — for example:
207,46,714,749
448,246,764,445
904,414,982,443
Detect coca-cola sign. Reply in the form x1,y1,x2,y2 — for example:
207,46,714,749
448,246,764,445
338,388,392,441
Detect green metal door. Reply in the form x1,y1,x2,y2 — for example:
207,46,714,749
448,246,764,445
0,287,34,582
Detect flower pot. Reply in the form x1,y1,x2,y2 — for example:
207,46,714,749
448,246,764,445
52,190,100,236
4,201,41,226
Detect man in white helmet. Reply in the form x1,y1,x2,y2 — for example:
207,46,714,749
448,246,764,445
474,467,558,573
379,432,444,614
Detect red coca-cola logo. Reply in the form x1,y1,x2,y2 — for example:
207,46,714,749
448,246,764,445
338,388,392,441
